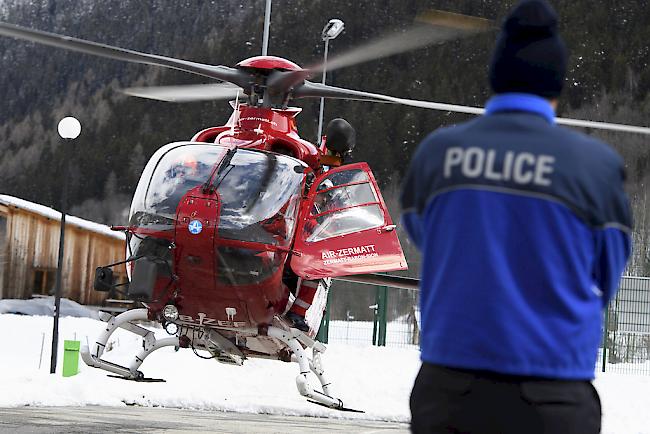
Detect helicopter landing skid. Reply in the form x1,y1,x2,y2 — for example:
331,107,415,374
80,309,349,409
107,374,166,383
267,326,348,410
307,399,364,413
80,308,180,381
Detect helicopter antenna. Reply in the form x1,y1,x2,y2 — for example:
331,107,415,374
226,89,241,147
232,90,240,136
262,0,272,56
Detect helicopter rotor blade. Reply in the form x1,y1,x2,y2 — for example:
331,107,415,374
294,81,484,114
294,81,650,135
122,83,245,103
268,10,493,94
552,117,650,135
0,21,251,88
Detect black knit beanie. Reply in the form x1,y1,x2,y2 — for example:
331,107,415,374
489,0,568,98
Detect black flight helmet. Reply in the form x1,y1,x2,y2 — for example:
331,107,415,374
325,118,356,157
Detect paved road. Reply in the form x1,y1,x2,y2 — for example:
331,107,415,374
0,406,410,433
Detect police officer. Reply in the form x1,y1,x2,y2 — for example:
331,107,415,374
400,1,632,433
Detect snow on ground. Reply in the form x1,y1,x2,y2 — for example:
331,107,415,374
596,372,650,434
1,313,649,433
0,314,418,421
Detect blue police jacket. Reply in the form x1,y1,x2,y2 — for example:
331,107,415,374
400,93,632,380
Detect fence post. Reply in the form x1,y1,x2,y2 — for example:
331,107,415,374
378,286,388,346
602,303,609,372
316,290,331,344
372,286,380,346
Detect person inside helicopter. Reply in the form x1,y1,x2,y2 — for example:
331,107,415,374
283,118,356,332
284,179,336,332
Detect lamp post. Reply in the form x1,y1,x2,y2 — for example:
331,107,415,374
261,0,272,56
316,18,344,145
50,116,81,374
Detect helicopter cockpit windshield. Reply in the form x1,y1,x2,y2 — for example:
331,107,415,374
128,143,306,270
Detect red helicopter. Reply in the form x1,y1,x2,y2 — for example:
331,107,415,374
1,9,649,411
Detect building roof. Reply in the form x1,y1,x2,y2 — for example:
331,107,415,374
0,194,125,241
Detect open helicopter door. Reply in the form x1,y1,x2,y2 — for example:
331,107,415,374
290,163,406,280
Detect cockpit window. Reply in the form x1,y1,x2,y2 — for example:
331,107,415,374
145,145,225,218
304,168,382,243
215,150,305,246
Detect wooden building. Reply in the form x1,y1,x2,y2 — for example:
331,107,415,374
0,195,127,305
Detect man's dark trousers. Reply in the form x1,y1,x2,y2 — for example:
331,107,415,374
410,363,601,434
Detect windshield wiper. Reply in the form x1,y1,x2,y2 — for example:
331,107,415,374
203,148,237,193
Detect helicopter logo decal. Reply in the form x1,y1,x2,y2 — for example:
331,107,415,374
321,244,378,265
240,116,278,127
188,220,203,235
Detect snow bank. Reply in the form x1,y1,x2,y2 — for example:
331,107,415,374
0,313,648,433
0,297,98,319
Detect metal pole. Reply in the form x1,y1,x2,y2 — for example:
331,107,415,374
378,286,388,346
38,332,45,370
261,0,272,56
316,289,331,344
50,155,70,374
372,287,379,345
316,37,329,144
602,305,609,372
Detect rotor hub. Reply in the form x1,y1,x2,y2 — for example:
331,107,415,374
236,56,303,72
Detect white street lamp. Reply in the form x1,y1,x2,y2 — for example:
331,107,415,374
57,116,82,139
316,19,344,144
50,115,82,374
